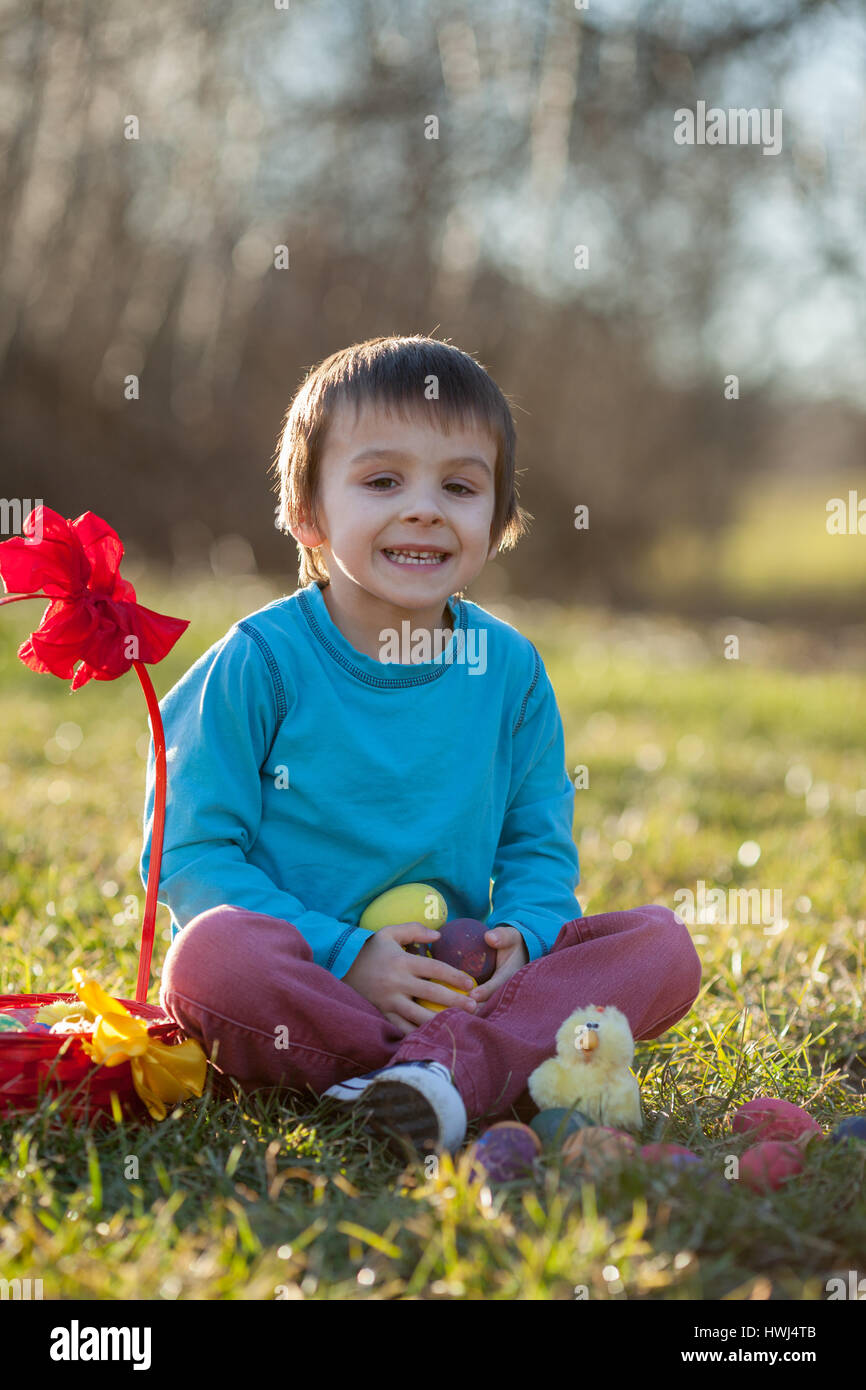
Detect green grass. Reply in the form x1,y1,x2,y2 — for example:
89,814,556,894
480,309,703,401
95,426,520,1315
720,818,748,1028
641,471,866,606
1,570,864,1300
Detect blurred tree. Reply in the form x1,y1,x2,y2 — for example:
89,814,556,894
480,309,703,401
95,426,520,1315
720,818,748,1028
0,0,863,612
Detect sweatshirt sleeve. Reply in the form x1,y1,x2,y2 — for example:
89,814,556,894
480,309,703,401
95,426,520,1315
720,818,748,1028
485,647,581,962
139,627,373,979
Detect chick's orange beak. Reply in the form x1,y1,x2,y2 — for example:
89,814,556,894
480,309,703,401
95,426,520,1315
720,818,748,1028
577,1028,599,1053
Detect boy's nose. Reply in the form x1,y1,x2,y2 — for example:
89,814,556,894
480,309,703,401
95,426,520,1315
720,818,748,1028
399,490,447,524
401,505,445,524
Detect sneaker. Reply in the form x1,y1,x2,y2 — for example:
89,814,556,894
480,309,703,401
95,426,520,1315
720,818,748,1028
322,1059,467,1158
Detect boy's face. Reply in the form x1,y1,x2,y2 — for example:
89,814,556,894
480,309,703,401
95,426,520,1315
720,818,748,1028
292,399,500,609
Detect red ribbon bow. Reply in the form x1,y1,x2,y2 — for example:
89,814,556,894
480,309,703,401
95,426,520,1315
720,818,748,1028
0,505,189,1003
0,505,188,689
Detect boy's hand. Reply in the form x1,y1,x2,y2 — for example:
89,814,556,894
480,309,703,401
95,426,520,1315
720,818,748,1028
340,921,480,1036
468,926,529,1004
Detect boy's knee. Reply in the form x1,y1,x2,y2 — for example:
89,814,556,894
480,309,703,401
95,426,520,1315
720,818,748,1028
160,903,248,1002
653,905,702,1007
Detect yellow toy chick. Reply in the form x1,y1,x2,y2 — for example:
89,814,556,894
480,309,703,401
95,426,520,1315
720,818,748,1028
528,1004,643,1132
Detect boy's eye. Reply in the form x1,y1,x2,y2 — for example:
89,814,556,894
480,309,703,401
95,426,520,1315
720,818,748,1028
364,478,475,495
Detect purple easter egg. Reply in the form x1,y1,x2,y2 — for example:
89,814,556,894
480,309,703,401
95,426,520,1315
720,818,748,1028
468,1122,542,1183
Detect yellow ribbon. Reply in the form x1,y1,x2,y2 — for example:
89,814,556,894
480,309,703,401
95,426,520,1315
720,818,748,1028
71,969,208,1121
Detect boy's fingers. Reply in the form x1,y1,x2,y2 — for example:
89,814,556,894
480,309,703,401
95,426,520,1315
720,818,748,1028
417,969,478,994
470,965,512,1001
407,976,478,1011
399,995,454,1027
468,974,497,1002
385,920,441,947
408,956,476,991
485,926,517,944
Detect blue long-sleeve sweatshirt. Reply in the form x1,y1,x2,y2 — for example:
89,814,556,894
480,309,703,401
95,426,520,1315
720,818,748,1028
140,579,581,979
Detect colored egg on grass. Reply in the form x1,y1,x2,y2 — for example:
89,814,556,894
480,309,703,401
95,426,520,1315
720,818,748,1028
560,1126,638,1179
738,1140,805,1193
640,1145,730,1192
639,1142,700,1166
732,1097,822,1145
829,1116,866,1145
663,1153,703,1171
468,1122,542,1182
0,1015,27,1033
530,1108,595,1147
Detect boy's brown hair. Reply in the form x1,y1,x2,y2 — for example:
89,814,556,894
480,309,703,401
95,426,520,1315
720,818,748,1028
269,334,532,593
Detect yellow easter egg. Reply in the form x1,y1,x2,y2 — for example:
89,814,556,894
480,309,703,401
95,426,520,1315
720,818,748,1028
360,883,448,933
416,984,472,1012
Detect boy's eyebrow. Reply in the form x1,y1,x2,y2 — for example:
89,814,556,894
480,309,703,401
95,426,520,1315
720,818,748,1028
348,447,494,480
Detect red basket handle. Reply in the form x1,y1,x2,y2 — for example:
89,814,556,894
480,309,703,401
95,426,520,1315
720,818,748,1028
133,661,166,1004
1,514,185,1010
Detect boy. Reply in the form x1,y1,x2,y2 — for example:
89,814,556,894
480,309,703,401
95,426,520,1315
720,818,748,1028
142,335,701,1156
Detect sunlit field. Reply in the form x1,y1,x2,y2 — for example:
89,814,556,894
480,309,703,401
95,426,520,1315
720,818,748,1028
1,569,864,1300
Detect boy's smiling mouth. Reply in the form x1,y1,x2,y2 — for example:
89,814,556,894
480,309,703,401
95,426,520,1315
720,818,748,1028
381,546,450,567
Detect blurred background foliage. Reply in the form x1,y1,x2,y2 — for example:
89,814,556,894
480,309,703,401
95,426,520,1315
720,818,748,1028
1,0,864,619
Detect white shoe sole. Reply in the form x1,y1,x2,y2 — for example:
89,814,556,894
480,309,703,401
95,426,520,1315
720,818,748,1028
323,1061,467,1157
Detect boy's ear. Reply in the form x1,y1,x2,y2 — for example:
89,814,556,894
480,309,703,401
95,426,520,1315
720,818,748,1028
289,509,326,549
487,540,500,561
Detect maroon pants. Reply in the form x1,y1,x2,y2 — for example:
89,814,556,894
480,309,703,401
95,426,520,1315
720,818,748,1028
159,904,701,1126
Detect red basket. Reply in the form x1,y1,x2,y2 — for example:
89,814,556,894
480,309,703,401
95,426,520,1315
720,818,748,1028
0,995,185,1122
0,506,196,1122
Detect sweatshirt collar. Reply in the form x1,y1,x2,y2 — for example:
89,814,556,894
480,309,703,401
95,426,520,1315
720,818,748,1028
298,580,466,686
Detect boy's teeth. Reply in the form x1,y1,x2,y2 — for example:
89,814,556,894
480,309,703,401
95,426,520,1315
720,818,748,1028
384,549,446,564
